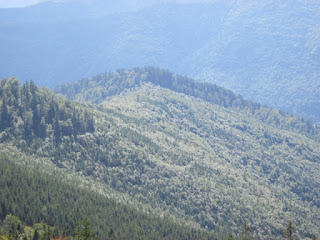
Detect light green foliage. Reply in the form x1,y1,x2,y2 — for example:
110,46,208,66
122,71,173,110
3,215,22,239
1,70,320,239
92,83,320,239
57,67,319,137
73,217,97,240
240,222,254,240
57,69,320,239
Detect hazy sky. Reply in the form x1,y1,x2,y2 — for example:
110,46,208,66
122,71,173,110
0,0,49,8
0,0,213,8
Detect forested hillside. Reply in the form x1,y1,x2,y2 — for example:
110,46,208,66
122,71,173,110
2,1,320,239
1,71,320,239
59,69,320,239
1,0,319,122
57,67,319,137
0,148,216,240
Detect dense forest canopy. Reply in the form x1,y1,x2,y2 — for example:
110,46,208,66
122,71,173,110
0,73,320,239
1,1,320,239
0,151,217,240
57,67,319,137
0,78,94,142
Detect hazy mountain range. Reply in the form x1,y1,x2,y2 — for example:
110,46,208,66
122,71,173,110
0,0,319,123
1,1,320,239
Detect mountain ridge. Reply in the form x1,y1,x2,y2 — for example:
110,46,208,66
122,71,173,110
1,69,320,239
57,67,319,138
1,0,319,122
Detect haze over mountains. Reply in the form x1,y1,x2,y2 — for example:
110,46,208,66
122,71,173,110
1,1,320,239
0,0,319,122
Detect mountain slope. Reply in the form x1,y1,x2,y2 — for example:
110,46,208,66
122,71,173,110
57,67,319,137
0,78,218,239
1,70,320,239
0,146,216,240
99,84,320,238
1,0,319,121
56,68,320,239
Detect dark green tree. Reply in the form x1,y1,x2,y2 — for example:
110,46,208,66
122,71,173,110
284,221,294,240
0,96,10,131
53,113,61,144
240,221,254,240
225,232,234,240
42,223,53,240
108,228,115,240
32,229,40,240
74,217,97,240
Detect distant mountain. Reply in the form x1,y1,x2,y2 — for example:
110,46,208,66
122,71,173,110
0,0,177,23
1,0,319,122
1,68,320,239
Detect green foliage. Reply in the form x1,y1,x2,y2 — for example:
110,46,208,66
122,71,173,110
284,222,295,240
57,67,319,137
73,217,97,240
1,73,320,239
0,151,217,240
240,222,254,240
0,78,94,144
3,215,22,239
33,223,53,240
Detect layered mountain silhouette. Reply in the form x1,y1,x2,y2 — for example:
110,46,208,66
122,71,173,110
0,0,319,122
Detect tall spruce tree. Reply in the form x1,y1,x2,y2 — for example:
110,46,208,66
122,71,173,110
284,221,294,240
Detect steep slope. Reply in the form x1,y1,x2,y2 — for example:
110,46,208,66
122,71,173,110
1,70,320,239
0,146,216,240
1,0,319,121
0,78,217,239
57,68,320,239
191,0,320,123
100,84,320,238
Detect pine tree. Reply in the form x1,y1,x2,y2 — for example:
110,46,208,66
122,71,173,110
47,100,56,125
240,221,254,240
74,217,97,240
32,104,41,136
42,223,53,240
53,111,61,145
0,96,10,131
284,221,294,240
108,228,115,240
32,229,40,240
225,232,234,240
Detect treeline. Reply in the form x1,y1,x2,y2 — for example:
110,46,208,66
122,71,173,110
0,78,94,145
2,216,317,240
1,214,318,240
56,67,319,137
0,153,217,240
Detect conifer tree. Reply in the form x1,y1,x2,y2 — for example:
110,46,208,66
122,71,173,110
74,217,97,240
240,221,254,240
284,221,294,240
32,229,40,240
0,96,10,131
